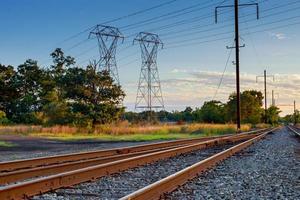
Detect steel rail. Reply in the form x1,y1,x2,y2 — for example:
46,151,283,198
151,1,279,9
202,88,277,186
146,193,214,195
0,129,265,173
0,133,257,200
0,143,193,184
120,128,278,200
0,132,263,185
287,125,300,137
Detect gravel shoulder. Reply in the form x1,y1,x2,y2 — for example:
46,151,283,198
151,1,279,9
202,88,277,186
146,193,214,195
0,134,156,162
166,127,300,200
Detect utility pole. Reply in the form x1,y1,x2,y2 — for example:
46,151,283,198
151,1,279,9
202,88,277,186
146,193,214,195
294,100,296,125
272,90,274,106
256,70,274,123
215,1,259,131
271,90,279,106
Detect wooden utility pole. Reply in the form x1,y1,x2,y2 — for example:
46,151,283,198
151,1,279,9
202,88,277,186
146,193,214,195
256,70,274,123
294,100,296,125
215,1,259,131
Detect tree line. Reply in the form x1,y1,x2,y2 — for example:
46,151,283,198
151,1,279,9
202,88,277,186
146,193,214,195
125,90,282,125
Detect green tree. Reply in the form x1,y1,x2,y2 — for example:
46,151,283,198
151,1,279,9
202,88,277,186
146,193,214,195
61,65,125,126
40,49,76,125
226,90,264,124
200,100,225,123
0,64,19,118
266,105,281,125
182,107,193,122
11,60,44,123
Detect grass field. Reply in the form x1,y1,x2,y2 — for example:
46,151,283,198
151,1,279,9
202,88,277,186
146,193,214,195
0,123,252,142
0,141,15,147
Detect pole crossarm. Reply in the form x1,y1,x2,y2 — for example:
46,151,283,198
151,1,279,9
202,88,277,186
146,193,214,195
256,75,275,82
226,44,245,49
215,3,259,23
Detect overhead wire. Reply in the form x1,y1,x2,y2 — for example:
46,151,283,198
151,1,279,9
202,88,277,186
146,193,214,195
212,40,234,100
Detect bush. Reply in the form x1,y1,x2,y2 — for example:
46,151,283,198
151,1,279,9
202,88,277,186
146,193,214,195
0,111,10,125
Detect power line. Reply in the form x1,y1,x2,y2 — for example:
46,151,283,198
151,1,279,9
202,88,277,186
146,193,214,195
121,0,227,31
56,0,181,45
164,14,300,47
62,0,297,62
212,40,234,100
160,0,300,40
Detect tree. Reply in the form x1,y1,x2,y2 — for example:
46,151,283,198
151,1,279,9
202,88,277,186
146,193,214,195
226,90,264,124
10,60,44,123
0,64,19,118
200,100,225,123
61,65,125,126
182,107,193,122
266,105,281,125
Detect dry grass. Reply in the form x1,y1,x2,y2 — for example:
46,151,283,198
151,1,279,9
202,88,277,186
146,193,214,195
0,123,250,135
0,123,252,141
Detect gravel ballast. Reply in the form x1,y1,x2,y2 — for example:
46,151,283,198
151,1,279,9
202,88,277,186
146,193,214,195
34,143,239,200
165,127,300,200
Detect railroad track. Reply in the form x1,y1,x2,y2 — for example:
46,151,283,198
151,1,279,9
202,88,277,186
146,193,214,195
121,127,278,200
286,125,300,137
0,128,271,200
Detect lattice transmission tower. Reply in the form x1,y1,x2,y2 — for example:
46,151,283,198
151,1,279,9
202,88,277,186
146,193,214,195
134,32,165,117
89,24,124,84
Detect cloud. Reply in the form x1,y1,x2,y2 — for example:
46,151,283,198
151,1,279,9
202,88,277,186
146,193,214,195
171,68,187,73
122,70,300,116
269,32,286,40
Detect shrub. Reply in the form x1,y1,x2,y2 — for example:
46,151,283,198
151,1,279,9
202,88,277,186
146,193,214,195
0,111,10,125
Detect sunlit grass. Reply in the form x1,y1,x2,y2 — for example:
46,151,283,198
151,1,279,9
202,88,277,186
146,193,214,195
0,141,15,147
0,123,252,141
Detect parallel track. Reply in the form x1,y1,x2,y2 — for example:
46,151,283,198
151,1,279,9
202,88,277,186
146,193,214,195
1,132,261,173
287,125,300,137
120,128,278,200
0,129,269,200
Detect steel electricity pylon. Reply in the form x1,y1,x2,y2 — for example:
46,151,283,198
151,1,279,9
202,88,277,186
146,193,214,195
134,32,164,121
88,24,124,84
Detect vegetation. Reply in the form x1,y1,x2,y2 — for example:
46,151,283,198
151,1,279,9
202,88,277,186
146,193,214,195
0,48,283,142
0,48,124,127
0,123,251,141
280,109,300,125
124,90,281,125
0,141,15,147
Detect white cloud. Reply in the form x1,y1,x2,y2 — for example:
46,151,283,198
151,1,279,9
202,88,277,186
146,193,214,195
171,68,187,73
269,32,286,40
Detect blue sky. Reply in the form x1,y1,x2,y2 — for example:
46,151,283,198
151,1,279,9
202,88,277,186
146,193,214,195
0,0,300,115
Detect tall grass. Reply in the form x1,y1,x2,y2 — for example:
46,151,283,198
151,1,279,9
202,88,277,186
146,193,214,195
0,123,251,136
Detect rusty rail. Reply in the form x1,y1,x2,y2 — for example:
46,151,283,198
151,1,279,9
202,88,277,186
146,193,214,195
120,128,278,200
0,143,190,184
0,133,246,172
287,125,300,137
0,133,257,200
0,129,265,173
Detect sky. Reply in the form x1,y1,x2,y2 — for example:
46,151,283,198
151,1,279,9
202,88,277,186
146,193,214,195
0,0,300,116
